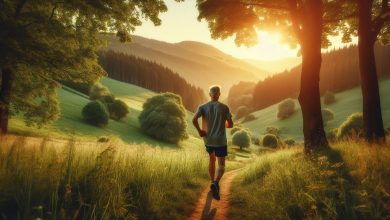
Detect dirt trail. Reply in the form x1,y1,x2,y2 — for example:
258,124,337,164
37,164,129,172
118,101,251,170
189,169,240,220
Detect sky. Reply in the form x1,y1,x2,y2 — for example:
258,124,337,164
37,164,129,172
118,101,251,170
134,0,356,61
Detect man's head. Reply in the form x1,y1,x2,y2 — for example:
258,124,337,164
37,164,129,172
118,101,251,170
209,85,221,101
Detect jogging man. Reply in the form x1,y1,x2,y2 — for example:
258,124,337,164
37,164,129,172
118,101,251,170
192,85,233,200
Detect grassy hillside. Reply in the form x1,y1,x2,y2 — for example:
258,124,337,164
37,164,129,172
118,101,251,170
9,77,201,147
102,35,267,94
240,78,390,141
0,135,209,219
229,140,390,219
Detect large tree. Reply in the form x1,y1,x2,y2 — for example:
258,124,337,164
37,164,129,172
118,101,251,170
197,0,343,152
356,0,389,143
0,0,178,134
337,0,389,143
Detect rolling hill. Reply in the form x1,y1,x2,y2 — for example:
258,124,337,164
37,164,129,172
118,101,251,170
238,78,390,141
9,77,201,147
102,35,268,94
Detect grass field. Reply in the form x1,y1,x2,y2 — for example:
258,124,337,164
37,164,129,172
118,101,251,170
9,77,200,148
0,135,209,220
240,78,390,141
229,139,390,220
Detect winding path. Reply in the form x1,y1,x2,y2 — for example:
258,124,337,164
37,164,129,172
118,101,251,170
189,169,240,220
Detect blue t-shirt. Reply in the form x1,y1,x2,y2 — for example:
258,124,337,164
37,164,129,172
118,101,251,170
196,101,232,147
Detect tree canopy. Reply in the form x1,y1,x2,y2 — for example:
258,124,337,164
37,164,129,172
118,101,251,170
0,0,180,129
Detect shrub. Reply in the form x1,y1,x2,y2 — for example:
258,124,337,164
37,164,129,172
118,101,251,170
284,138,295,146
263,126,281,137
262,134,278,148
139,93,188,144
108,99,129,120
322,108,335,125
337,112,364,140
89,83,112,100
235,105,251,120
230,124,243,135
242,114,256,123
99,94,116,104
82,101,109,127
323,91,336,105
277,98,295,120
232,130,251,150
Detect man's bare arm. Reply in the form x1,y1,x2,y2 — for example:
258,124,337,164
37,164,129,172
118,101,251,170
225,118,234,128
192,112,207,137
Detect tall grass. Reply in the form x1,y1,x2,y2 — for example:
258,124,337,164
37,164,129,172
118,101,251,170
229,140,390,220
0,136,208,219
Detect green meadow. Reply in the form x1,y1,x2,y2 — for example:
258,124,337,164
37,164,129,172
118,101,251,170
9,77,200,148
239,78,390,141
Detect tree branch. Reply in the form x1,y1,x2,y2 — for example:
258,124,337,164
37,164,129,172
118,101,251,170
323,12,358,23
372,0,389,38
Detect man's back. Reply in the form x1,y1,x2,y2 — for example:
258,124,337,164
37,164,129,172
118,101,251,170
197,101,231,147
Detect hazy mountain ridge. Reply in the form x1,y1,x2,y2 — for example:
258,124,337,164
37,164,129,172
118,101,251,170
244,57,302,74
103,35,268,93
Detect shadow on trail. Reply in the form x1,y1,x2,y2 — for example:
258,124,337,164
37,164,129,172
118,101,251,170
200,191,217,220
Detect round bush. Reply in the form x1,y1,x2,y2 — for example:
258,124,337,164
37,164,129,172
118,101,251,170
277,98,295,120
262,134,278,148
322,108,335,125
263,126,280,136
89,83,111,100
108,99,129,120
99,94,116,104
284,138,295,146
230,124,243,135
241,114,256,123
139,93,188,144
337,112,364,140
82,101,109,127
323,91,336,105
232,130,251,150
235,105,251,120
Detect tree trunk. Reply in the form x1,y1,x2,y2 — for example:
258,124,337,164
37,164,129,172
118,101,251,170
357,0,386,143
0,67,12,134
298,0,328,152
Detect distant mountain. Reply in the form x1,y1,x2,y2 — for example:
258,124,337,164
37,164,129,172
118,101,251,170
244,57,301,74
102,35,268,94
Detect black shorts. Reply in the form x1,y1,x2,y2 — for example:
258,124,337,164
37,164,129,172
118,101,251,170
205,146,228,157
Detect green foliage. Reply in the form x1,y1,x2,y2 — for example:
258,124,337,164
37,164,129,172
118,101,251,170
235,105,251,120
0,137,208,219
277,98,296,120
108,99,129,120
284,138,296,146
337,112,364,140
1,0,175,127
90,83,112,100
230,124,243,135
262,134,278,148
82,101,109,127
322,108,335,125
263,126,281,137
323,91,336,105
241,114,256,123
139,93,188,144
232,130,251,149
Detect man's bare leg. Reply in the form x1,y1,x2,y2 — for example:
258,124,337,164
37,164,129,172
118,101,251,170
215,157,225,183
209,153,216,182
